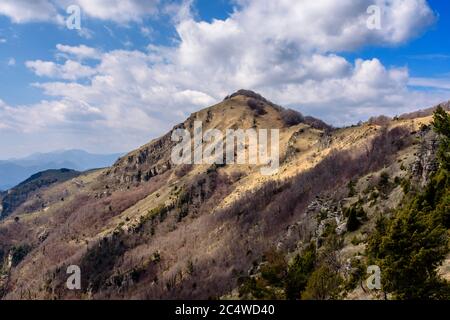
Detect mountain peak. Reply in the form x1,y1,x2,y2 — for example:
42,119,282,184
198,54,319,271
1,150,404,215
225,89,267,101
224,89,282,109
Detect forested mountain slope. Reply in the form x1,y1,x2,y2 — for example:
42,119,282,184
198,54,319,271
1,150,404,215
0,91,448,300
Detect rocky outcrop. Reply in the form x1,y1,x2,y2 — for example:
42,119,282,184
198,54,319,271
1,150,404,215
276,196,346,252
106,130,176,185
308,197,346,237
285,128,305,161
412,127,439,187
319,132,333,150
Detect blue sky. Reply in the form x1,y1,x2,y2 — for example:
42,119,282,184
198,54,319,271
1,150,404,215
0,0,449,158
348,0,450,77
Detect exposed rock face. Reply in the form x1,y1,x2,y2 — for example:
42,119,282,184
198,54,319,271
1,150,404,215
106,130,176,185
412,127,439,187
275,195,346,253
308,197,346,238
37,229,49,243
319,132,333,150
285,128,306,161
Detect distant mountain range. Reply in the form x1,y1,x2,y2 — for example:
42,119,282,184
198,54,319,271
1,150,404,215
0,149,122,190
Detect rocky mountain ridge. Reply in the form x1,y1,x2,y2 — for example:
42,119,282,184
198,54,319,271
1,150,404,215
0,91,448,300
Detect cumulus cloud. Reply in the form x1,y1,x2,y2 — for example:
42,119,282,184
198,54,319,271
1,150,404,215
163,0,435,96
55,44,101,60
63,0,160,23
0,0,448,156
26,59,97,80
0,0,163,24
0,0,62,23
229,0,435,52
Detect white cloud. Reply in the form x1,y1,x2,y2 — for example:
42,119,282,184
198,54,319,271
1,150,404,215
26,59,97,80
140,26,154,38
408,54,450,60
229,0,435,52
67,0,160,23
409,77,450,90
0,0,62,23
0,99,102,132
56,44,101,60
0,0,162,24
24,45,99,79
161,0,435,99
7,58,16,66
0,38,6,43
